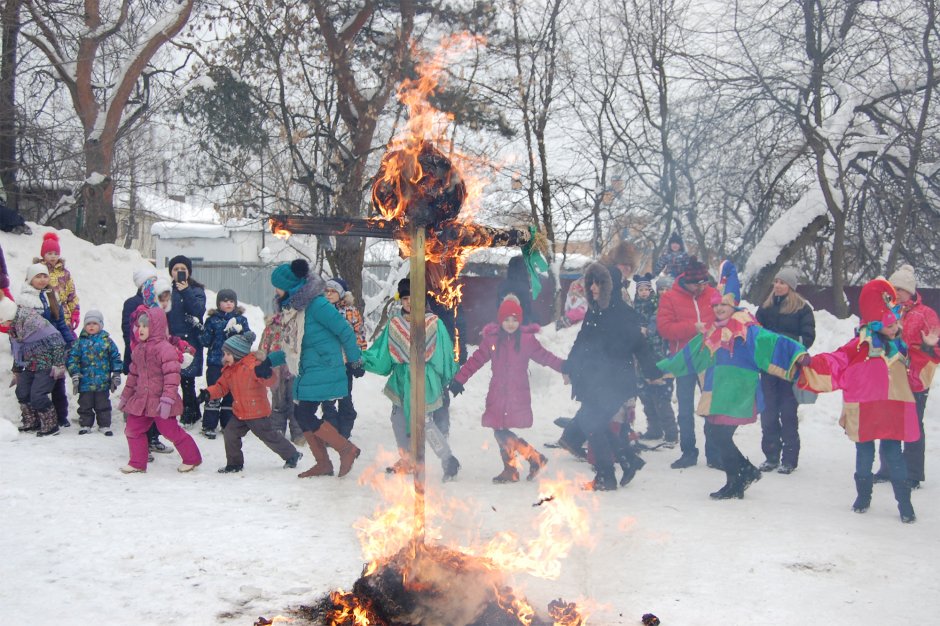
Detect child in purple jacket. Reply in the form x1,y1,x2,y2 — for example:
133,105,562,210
449,296,565,483
118,306,202,474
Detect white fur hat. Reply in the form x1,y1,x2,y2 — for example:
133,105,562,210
133,266,159,289
25,262,49,284
889,264,916,295
0,294,17,322
153,276,172,296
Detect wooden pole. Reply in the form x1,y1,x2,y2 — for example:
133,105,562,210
408,223,427,547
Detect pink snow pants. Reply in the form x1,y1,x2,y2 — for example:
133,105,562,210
125,414,202,470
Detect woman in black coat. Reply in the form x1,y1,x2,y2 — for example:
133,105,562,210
562,263,662,491
755,267,815,474
166,255,207,426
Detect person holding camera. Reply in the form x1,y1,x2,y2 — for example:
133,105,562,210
166,255,207,427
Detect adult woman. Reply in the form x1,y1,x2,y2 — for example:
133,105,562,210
755,267,815,474
166,255,207,426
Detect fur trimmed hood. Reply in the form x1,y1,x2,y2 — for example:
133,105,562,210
289,274,326,312
584,262,613,309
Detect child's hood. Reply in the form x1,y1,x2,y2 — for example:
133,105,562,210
139,306,170,342
17,282,44,310
482,322,541,337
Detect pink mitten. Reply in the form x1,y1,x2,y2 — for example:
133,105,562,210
158,398,173,419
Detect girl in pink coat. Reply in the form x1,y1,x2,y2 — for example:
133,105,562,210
450,296,565,483
118,306,202,473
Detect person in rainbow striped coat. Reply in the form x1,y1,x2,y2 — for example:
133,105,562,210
657,261,807,500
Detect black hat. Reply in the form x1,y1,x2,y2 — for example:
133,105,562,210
217,289,237,306
397,278,411,299
668,231,684,247
168,255,193,276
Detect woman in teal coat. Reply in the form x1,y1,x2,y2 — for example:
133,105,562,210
267,259,364,478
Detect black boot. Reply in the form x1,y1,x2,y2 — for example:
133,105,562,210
852,473,873,513
891,480,916,523
738,459,762,491
670,448,698,469
710,470,744,500
616,442,646,486
584,467,618,491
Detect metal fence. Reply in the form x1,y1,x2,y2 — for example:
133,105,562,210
191,262,278,313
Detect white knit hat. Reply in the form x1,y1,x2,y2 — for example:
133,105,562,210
133,266,159,289
889,264,916,295
25,262,49,283
0,294,17,322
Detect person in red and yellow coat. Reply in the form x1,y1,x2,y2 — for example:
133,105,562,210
798,278,939,523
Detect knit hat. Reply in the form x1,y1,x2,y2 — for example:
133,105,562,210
775,266,799,291
682,257,709,284
634,272,654,291
655,275,674,291
498,295,523,323
858,278,899,328
713,260,741,307
668,231,684,248
40,232,61,256
397,278,411,299
223,330,256,360
25,262,49,283
0,293,17,322
133,266,159,289
216,289,237,306
271,259,309,291
325,278,348,298
167,255,192,276
84,309,104,327
888,264,916,295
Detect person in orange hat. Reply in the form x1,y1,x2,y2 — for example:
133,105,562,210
798,278,939,523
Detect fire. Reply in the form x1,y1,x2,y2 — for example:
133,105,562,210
269,217,293,240
328,590,376,626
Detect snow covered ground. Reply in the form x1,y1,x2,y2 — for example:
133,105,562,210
1,227,938,625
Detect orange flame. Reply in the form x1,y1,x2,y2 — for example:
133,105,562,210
269,218,292,240
328,589,375,626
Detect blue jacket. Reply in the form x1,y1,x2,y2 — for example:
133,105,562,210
167,284,206,376
285,276,361,402
67,329,123,392
200,307,250,367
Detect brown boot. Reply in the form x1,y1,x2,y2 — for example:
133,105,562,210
297,431,334,477
18,404,39,432
492,464,520,483
315,422,360,477
516,438,547,481
36,405,59,436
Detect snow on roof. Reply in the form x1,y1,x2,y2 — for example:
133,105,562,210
116,190,220,224
151,222,227,239
743,186,828,280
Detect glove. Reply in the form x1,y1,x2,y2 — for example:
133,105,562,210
347,360,365,378
110,372,121,392
254,357,274,380
70,309,80,330
181,352,194,370
197,389,210,405
187,315,204,333
796,353,812,367
224,318,242,335
449,380,464,396
157,397,173,419
50,365,67,380
71,375,81,395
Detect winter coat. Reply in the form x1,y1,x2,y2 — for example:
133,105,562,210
332,301,367,351
634,293,668,360
653,250,691,279
129,303,194,367
756,296,816,348
898,293,940,393
66,329,122,392
206,352,276,420
454,323,563,429
35,257,79,326
284,276,361,402
121,292,144,374
798,327,921,443
120,307,183,418
17,282,75,345
362,310,458,427
563,278,588,325
8,305,66,372
658,311,806,425
657,277,719,355
562,263,661,410
200,306,251,367
167,283,206,377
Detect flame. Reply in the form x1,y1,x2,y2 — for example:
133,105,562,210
269,217,292,240
328,589,376,626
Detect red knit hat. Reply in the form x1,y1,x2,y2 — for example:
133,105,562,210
40,232,61,257
858,278,898,327
498,295,523,323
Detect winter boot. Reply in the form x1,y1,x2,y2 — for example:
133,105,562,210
526,451,548,481
852,473,873,513
759,459,780,472
442,455,460,483
738,459,762,491
298,431,334,477
283,451,303,469
619,454,646,487
583,467,618,492
891,480,916,523
218,464,244,473
314,421,360,477
36,405,60,437
18,404,39,432
493,438,520,483
710,471,745,499
670,448,698,469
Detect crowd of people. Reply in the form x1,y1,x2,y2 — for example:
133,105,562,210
1,229,936,525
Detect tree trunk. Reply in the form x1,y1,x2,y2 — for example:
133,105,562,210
0,0,21,199
829,211,849,318
82,138,116,245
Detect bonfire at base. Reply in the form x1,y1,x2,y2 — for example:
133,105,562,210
300,543,584,626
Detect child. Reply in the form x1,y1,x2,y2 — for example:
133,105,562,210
1,293,68,436
259,302,302,443
450,296,564,483
20,262,75,427
362,278,460,481
798,278,938,523
199,332,302,473
633,272,678,444
118,306,202,473
657,262,807,500
322,277,367,438
199,289,251,439
556,277,587,329
67,310,123,435
37,232,80,330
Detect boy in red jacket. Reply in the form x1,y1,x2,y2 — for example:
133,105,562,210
200,332,303,473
